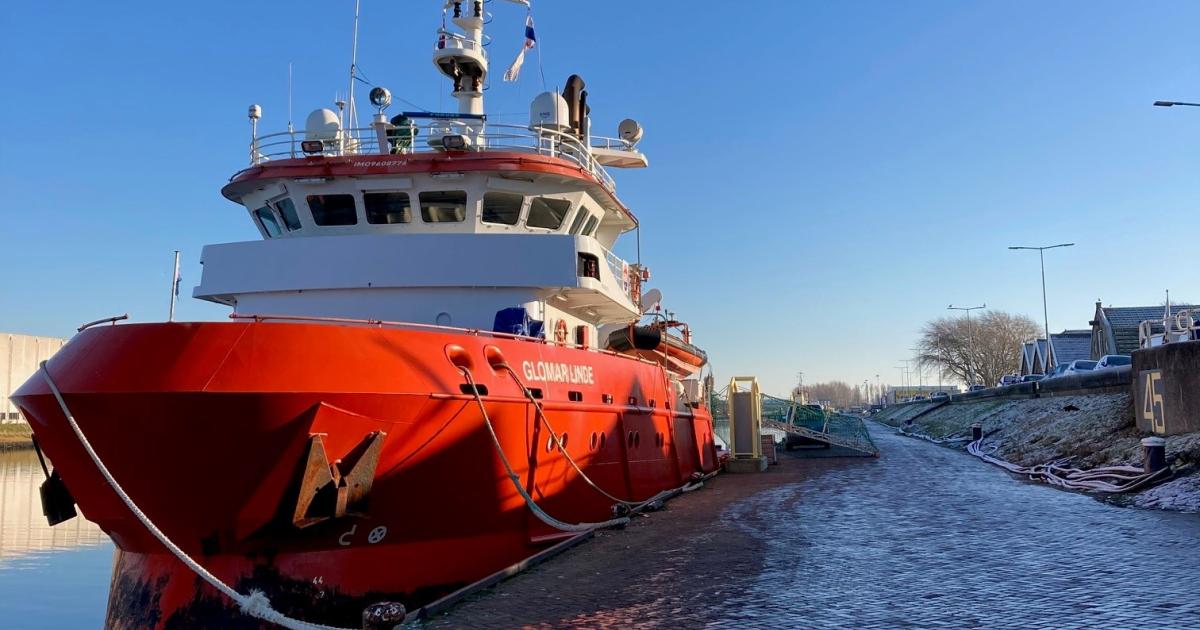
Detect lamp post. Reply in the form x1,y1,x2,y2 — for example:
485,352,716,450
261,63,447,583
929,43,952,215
948,303,986,385
875,374,881,406
1008,243,1074,369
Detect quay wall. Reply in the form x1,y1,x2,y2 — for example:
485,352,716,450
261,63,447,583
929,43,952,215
1133,340,1200,435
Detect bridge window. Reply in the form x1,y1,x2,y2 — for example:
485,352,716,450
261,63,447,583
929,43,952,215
275,197,302,231
527,197,570,230
582,215,599,236
307,194,358,226
568,207,590,235
365,192,412,224
254,207,282,237
420,190,467,223
481,191,522,225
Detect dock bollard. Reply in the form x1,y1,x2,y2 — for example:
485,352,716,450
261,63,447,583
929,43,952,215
971,423,982,442
362,602,406,630
1141,437,1167,474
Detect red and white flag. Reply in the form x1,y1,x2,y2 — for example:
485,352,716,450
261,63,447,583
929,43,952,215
503,14,536,82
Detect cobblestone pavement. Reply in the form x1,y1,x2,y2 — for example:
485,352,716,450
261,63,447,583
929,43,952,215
423,423,1200,629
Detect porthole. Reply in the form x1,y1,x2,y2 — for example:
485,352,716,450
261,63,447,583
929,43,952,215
600,433,607,449
561,433,569,450
589,432,598,451
546,436,555,453
627,431,635,448
634,432,641,448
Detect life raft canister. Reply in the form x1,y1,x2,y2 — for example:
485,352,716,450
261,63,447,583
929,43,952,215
554,319,569,343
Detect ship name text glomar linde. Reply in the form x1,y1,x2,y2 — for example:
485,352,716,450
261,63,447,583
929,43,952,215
522,361,596,385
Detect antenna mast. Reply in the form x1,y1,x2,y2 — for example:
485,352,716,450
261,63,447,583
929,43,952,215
346,0,362,133
287,62,294,134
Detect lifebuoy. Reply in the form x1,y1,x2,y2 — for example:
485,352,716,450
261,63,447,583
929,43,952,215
554,319,569,344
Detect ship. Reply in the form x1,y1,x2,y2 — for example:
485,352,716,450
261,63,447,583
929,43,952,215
12,2,721,628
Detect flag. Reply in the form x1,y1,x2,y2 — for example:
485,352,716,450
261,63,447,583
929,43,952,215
503,14,536,82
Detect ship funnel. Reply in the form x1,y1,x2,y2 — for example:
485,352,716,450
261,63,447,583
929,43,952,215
562,75,586,136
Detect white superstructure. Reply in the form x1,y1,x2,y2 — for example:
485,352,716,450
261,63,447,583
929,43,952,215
197,1,653,346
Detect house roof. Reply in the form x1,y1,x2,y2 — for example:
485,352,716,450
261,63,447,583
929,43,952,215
1101,306,1197,328
1050,330,1091,364
1097,305,1198,356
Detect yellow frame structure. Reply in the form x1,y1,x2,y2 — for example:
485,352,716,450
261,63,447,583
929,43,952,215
727,376,762,458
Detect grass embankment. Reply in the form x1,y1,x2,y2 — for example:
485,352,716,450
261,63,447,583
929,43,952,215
875,395,1200,512
0,423,34,450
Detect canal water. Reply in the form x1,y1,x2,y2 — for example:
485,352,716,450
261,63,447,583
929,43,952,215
0,449,112,628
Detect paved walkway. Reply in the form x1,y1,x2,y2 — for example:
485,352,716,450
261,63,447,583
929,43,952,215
423,424,1200,628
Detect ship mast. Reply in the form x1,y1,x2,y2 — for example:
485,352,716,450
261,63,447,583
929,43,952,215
433,1,489,116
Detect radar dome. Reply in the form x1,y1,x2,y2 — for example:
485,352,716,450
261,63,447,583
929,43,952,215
530,92,570,130
305,108,341,141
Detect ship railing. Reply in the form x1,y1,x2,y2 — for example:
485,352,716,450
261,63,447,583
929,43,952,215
225,313,664,367
589,135,636,151
596,243,632,297
434,29,488,56
247,121,617,192
1139,309,1199,349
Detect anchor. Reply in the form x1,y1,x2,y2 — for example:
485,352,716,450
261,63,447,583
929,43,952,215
291,431,386,528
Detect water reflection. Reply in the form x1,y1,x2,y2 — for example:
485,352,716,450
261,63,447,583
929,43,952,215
0,449,109,564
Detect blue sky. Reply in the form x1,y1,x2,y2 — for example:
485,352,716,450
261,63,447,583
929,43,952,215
1,1,1196,396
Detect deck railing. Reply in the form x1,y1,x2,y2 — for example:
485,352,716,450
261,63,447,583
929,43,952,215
248,120,620,192
1139,310,1199,349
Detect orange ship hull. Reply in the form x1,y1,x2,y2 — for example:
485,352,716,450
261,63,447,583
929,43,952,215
13,321,719,628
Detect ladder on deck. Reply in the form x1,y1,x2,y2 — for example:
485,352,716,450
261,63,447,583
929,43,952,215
762,419,880,457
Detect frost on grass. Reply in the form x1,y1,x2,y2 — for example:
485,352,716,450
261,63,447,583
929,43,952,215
874,393,1200,513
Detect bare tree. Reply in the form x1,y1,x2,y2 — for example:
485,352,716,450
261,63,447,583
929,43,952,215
917,310,1039,386
805,381,863,408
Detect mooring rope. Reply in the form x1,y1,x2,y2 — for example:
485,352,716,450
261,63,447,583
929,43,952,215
458,366,631,532
495,363,699,510
966,437,1171,493
38,362,355,630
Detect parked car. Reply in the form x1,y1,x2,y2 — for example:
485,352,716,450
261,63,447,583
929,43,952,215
1094,354,1131,370
1020,374,1045,383
968,384,987,392
1045,360,1098,379
930,391,950,400
998,374,1022,387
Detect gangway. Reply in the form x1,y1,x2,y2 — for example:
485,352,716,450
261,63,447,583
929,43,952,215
711,390,879,458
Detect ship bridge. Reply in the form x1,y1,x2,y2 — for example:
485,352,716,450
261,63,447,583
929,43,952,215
200,2,658,346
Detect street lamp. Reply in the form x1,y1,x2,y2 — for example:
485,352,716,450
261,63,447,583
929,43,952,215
948,303,986,385
1009,243,1074,368
1153,100,1200,107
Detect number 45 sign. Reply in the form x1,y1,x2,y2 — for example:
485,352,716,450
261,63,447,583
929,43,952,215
1138,370,1166,434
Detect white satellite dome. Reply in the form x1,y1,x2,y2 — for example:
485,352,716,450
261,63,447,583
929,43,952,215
304,108,341,141
529,92,570,131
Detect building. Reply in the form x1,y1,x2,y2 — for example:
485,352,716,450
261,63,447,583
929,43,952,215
1048,330,1092,368
1090,302,1199,358
1,333,68,423
1019,339,1044,375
